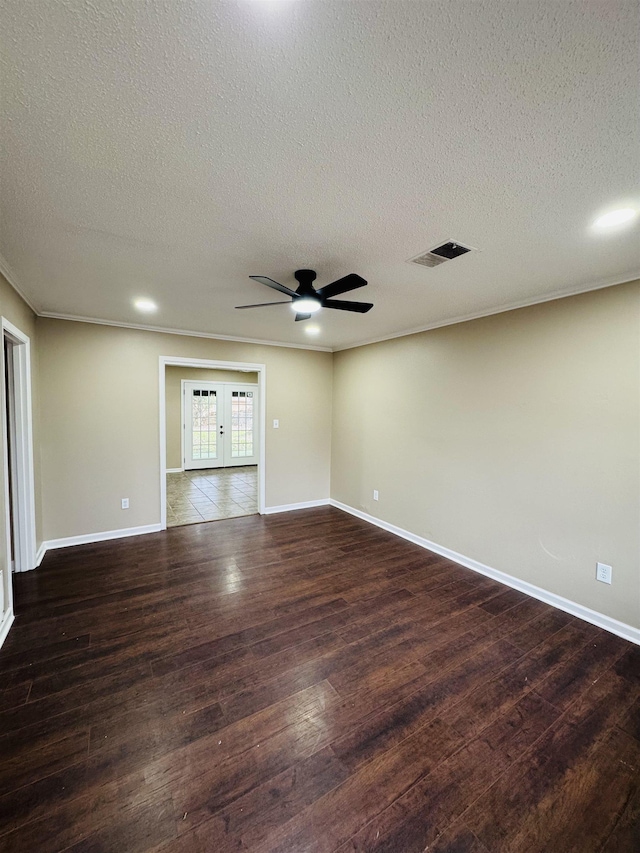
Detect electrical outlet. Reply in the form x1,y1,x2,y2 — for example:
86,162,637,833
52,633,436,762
121,498,129,509
273,419,279,429
596,562,612,584
373,490,379,501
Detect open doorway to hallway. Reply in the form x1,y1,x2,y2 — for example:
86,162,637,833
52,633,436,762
159,357,266,530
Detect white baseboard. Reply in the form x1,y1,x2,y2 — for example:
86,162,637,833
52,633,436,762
264,499,330,515
34,542,46,568
14,542,47,573
41,523,164,555
166,468,183,474
0,607,15,651
330,499,640,647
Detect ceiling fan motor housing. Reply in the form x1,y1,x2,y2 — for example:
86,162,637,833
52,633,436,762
294,269,318,296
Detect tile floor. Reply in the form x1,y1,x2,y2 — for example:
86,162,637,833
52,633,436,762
166,465,258,527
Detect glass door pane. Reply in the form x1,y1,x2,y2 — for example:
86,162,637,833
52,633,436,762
192,389,218,460
230,391,254,459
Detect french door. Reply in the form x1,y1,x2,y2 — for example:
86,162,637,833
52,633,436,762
183,381,258,469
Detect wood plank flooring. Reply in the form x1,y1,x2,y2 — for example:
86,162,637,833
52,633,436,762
0,506,638,852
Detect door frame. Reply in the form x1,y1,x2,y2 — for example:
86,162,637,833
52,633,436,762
1,318,37,576
158,356,266,529
181,379,260,470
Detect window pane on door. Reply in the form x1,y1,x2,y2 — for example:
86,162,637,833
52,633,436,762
231,391,254,457
192,389,217,460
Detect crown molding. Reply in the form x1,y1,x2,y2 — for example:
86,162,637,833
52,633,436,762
334,271,640,352
4,253,638,355
36,312,333,353
0,252,40,314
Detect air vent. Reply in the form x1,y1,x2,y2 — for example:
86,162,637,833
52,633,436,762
408,240,474,268
410,252,448,268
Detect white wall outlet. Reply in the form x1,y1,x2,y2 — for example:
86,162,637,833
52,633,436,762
596,562,612,584
121,498,129,509
373,490,379,501
273,419,279,429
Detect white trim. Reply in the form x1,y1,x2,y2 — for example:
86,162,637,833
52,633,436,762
166,467,184,474
159,357,267,530
162,357,266,370
39,312,331,352
334,271,640,351
0,252,40,314
264,499,330,515
0,607,15,651
330,500,640,646
1,319,37,575
1,339,17,603
42,523,163,552
8,256,636,356
34,542,46,568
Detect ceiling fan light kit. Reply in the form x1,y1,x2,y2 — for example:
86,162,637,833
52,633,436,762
236,269,373,322
291,297,321,314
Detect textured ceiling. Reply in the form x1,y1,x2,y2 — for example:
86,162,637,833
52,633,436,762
1,0,639,351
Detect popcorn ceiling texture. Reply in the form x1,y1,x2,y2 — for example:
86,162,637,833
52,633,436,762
1,0,639,349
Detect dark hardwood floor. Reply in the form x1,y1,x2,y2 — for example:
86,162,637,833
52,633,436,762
0,506,638,852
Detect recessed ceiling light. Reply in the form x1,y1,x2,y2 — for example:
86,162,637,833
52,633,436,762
305,325,320,335
133,298,158,313
592,208,638,230
292,297,321,314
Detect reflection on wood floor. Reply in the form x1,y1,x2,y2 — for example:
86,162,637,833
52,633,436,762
1,505,639,852
166,465,257,526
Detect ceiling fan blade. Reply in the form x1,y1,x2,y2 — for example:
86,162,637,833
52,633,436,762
249,275,298,297
235,301,291,309
317,273,367,299
323,299,373,313
294,313,312,322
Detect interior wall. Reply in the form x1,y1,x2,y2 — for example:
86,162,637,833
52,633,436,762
331,281,640,629
165,366,258,470
0,272,39,616
37,319,332,540
8,272,638,636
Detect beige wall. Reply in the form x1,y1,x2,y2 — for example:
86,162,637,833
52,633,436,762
37,319,332,539
0,272,40,619
165,367,258,469
3,271,637,635
332,281,640,629
0,274,37,343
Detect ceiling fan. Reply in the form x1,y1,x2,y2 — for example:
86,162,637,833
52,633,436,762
235,269,373,321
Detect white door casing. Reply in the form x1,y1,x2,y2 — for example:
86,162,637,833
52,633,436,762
1,318,37,649
1,319,36,575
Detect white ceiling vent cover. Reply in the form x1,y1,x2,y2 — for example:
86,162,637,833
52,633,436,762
408,240,475,268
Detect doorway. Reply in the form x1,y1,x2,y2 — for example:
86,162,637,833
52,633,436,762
1,318,37,647
159,356,266,531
